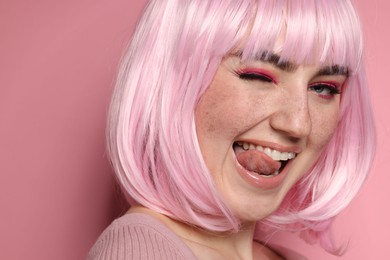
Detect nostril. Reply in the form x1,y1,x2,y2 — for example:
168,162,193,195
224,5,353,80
269,110,312,139
269,93,312,139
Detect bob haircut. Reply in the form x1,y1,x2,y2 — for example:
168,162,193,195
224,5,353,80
108,0,375,254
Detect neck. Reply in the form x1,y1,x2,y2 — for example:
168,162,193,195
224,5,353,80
128,206,257,259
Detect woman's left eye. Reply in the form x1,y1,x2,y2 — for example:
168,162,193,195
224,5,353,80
308,82,341,99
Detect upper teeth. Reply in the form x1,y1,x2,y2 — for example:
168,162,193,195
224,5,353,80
238,142,296,161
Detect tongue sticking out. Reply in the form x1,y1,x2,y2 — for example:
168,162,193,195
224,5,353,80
236,150,281,175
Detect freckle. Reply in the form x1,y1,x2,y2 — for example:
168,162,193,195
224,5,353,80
311,115,338,148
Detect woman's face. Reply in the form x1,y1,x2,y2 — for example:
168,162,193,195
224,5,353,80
195,52,347,222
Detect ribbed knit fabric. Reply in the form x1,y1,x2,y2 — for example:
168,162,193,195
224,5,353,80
88,213,197,260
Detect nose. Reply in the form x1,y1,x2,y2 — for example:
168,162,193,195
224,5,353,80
269,89,312,139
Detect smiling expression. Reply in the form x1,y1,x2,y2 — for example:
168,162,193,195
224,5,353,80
195,52,347,222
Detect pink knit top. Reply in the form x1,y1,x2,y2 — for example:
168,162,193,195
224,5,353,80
88,213,197,260
88,213,306,259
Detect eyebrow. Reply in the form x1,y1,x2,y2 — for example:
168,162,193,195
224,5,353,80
258,52,297,72
232,51,349,77
317,65,349,77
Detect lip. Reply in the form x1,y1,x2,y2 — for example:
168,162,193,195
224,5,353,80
233,151,293,190
232,140,298,189
235,139,302,154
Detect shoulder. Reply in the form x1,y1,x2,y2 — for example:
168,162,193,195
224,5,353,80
88,213,196,260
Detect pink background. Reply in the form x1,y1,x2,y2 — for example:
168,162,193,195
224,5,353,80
0,0,388,259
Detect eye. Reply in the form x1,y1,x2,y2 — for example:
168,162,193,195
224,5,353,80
308,82,341,99
237,69,277,84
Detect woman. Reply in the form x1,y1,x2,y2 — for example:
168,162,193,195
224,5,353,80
89,0,375,259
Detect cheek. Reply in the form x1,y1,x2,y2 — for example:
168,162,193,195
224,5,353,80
195,91,236,137
195,83,260,141
309,104,340,150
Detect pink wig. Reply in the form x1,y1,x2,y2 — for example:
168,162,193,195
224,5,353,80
108,0,375,254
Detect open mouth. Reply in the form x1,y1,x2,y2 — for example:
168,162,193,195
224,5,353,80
233,141,296,177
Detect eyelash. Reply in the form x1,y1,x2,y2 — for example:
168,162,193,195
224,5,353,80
308,82,341,99
237,70,276,84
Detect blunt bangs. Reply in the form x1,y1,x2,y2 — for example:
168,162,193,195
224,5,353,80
241,0,363,74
